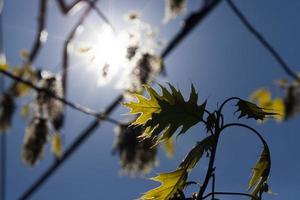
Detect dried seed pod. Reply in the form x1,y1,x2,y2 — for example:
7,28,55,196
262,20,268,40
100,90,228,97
164,0,186,22
129,53,162,92
0,92,15,132
22,118,48,166
35,73,64,130
113,123,157,176
126,45,139,60
284,86,300,119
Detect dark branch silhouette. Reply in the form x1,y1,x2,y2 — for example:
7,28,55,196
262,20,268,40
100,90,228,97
226,0,299,81
0,68,120,125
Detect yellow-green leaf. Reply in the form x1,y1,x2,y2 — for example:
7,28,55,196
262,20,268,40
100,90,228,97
179,136,214,171
51,132,63,158
164,138,175,158
21,104,30,118
250,88,271,106
0,63,9,71
139,168,187,200
248,148,271,198
265,98,285,122
123,83,206,145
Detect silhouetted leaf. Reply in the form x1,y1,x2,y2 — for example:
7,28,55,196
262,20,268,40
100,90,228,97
236,99,276,120
123,83,206,145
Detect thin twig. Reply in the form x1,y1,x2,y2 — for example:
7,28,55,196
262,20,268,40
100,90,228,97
0,68,120,125
62,2,95,95
56,0,83,14
161,0,222,59
226,0,299,81
56,0,114,30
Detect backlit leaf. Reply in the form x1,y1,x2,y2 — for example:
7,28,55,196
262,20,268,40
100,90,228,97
51,132,63,158
248,148,271,199
179,136,214,171
0,63,9,71
164,138,175,158
21,104,30,118
123,83,206,145
250,88,271,106
140,136,214,200
139,168,187,200
265,98,285,122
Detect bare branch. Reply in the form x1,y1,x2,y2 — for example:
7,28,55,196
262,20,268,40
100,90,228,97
0,68,120,125
161,0,222,59
226,0,299,81
62,3,94,95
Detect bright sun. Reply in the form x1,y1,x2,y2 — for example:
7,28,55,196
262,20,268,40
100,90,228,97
88,25,129,86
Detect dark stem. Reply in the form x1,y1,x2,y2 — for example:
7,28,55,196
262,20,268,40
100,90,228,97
203,191,259,200
62,0,95,95
221,122,269,149
226,0,299,81
218,96,240,114
196,110,221,200
211,173,215,200
27,0,48,64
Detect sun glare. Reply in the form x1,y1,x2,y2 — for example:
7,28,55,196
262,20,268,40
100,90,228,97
87,25,129,86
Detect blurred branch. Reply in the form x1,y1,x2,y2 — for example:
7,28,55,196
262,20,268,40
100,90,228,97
27,0,48,65
226,0,299,81
56,0,84,14
161,0,222,59
0,68,120,125
56,0,114,29
62,2,95,95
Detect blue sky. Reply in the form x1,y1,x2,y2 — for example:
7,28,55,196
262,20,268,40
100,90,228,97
1,0,300,199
